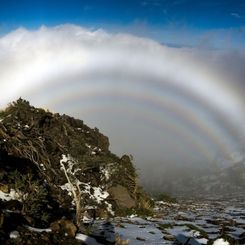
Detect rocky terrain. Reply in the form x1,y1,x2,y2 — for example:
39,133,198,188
0,98,152,244
2,196,244,244
87,198,244,244
170,163,245,198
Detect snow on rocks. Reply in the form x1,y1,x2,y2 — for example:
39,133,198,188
9,231,20,239
59,154,114,215
92,187,109,203
60,183,73,197
25,225,52,233
213,238,230,245
85,143,91,149
100,163,116,181
0,189,22,201
100,166,110,181
105,201,115,215
85,144,101,155
24,124,30,129
60,154,81,175
40,163,46,171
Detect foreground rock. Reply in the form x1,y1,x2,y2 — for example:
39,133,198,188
0,98,152,243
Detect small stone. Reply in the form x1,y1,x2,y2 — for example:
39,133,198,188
136,237,146,241
163,235,175,241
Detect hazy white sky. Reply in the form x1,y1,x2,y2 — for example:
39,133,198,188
0,25,244,180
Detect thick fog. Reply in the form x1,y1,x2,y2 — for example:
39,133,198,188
0,25,244,188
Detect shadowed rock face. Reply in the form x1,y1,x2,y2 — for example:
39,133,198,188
108,185,136,209
0,98,151,233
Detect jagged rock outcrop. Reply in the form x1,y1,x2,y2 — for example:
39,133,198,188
0,98,151,241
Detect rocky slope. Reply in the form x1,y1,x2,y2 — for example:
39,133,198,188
162,162,245,198
143,160,245,199
0,98,152,244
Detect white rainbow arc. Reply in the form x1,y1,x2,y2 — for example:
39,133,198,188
0,25,244,165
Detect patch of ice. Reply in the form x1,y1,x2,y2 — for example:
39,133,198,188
213,238,230,245
9,231,20,239
76,233,103,245
114,221,164,244
24,125,30,129
196,238,208,244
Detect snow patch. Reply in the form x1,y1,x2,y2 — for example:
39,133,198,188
197,238,208,244
59,154,114,215
60,154,81,175
105,201,115,216
213,238,230,245
60,183,73,196
0,189,22,201
76,233,103,245
9,231,20,239
92,187,109,203
25,225,52,233
100,167,110,181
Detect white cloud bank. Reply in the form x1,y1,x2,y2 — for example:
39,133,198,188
0,24,244,182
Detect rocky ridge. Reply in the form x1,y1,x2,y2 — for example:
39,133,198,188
0,98,152,244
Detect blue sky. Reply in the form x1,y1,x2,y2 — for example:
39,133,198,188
0,0,244,48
